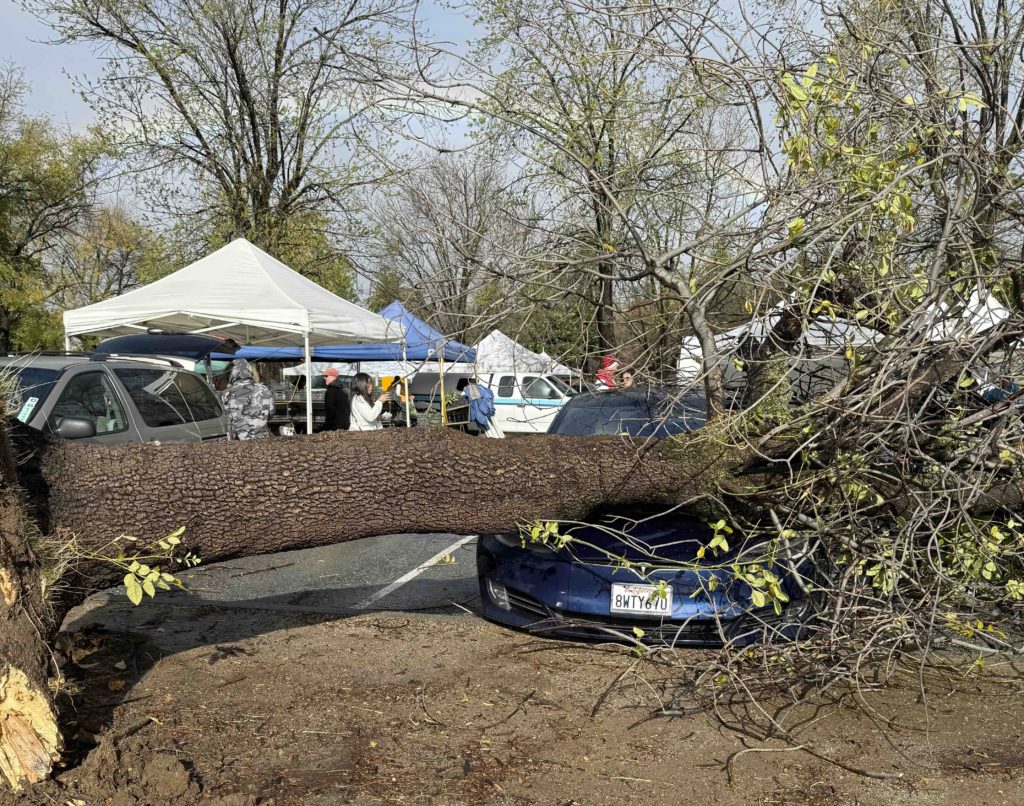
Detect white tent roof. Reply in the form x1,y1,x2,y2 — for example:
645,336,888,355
924,288,1011,341
679,309,882,362
474,330,550,372
538,351,575,375
63,238,400,347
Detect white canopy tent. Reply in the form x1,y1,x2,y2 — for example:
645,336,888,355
537,351,575,376
924,288,1011,341
677,307,883,392
63,238,402,432
474,330,550,373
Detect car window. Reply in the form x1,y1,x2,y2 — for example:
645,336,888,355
51,371,128,434
3,366,61,422
547,375,575,396
497,376,515,397
523,377,559,400
550,394,707,437
114,368,222,427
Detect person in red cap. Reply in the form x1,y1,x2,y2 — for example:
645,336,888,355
596,355,619,389
322,367,350,431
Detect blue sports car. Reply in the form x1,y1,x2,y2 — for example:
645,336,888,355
477,389,818,646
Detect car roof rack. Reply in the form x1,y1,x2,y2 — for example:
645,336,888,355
4,351,90,358
91,352,181,369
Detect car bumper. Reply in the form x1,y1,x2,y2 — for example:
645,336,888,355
477,537,816,646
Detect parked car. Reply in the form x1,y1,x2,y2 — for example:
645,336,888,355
475,371,577,434
0,353,227,444
477,388,818,646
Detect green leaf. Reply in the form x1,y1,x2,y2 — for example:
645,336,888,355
958,91,987,111
142,577,156,598
632,626,645,639
783,73,809,102
124,573,143,606
787,217,805,239
751,589,766,608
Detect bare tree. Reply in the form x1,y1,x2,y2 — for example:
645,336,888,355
367,151,522,341
24,0,417,282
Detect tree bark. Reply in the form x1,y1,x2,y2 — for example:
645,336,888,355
0,426,61,792
43,427,733,583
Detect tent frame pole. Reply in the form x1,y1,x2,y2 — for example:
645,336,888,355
303,332,313,435
403,343,411,428
439,352,447,425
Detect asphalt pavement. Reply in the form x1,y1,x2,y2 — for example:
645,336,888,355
63,533,484,652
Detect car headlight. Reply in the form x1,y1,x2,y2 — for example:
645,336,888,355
486,576,511,610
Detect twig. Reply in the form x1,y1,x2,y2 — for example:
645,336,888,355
479,689,536,729
214,674,247,689
230,562,295,578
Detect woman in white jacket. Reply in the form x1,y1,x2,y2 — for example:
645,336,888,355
349,372,390,431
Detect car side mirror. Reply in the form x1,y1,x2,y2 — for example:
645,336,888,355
56,417,97,440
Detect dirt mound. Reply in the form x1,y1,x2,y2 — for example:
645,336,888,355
5,613,1024,806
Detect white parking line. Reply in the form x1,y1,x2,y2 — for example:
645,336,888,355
353,535,478,610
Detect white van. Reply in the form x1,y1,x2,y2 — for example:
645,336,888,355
396,370,575,434
476,372,575,434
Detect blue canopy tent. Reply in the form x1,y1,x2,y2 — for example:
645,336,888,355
215,303,476,428
217,302,476,364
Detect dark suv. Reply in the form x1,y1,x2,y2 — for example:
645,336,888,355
1,353,227,443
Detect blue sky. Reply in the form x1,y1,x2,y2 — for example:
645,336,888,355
3,3,102,127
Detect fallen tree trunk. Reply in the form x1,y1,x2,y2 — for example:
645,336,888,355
43,427,734,578
1,425,738,789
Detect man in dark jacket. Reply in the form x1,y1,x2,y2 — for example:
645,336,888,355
322,367,350,431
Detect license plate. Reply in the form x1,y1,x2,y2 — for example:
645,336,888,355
610,583,672,617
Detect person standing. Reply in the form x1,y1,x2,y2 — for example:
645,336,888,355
322,367,350,431
349,372,390,431
221,358,275,440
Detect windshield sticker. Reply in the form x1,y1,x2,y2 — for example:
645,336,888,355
16,396,38,423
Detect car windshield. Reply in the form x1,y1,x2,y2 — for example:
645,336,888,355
114,368,222,427
3,366,61,422
550,393,706,437
546,375,575,396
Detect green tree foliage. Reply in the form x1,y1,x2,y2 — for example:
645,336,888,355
0,67,107,350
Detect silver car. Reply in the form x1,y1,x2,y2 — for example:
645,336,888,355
1,353,227,444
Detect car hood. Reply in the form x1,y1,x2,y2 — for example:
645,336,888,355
560,509,715,564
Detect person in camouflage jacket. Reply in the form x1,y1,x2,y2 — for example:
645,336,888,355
221,359,274,440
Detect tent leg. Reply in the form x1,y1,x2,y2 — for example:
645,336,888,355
304,333,313,435
403,346,412,428
64,334,72,352
439,355,446,425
